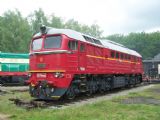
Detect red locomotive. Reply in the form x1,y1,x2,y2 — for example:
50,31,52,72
28,26,143,100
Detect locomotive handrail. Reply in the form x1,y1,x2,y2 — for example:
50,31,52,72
29,50,72,55
28,70,66,73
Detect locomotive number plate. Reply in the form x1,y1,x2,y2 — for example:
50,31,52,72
37,63,46,68
37,73,46,78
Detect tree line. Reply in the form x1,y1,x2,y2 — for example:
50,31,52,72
0,8,102,53
0,8,159,59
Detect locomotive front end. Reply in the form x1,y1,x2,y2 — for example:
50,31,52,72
28,26,73,100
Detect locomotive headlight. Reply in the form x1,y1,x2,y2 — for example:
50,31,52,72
28,73,32,77
51,88,54,92
54,72,64,78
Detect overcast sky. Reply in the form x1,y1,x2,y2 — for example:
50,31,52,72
0,0,160,35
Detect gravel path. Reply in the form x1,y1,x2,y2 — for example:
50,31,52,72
0,86,28,92
61,84,154,109
0,113,10,120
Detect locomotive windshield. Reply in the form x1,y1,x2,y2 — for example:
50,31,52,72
32,38,43,50
32,36,62,51
44,36,62,49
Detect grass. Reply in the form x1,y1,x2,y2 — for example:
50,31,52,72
1,85,160,120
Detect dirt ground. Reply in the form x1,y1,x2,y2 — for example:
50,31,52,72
120,96,160,105
0,114,10,120
148,88,160,94
113,85,160,105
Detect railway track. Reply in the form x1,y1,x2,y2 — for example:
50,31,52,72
8,83,155,110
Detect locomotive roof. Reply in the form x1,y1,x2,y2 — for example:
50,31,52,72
33,27,142,57
100,40,141,57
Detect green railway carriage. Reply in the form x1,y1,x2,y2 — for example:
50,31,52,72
0,52,29,85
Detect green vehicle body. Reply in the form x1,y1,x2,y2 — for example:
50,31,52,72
0,52,29,85
0,52,29,72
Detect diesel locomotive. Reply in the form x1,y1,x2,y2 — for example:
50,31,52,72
28,26,143,100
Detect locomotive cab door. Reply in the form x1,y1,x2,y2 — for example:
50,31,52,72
78,42,86,71
67,40,79,71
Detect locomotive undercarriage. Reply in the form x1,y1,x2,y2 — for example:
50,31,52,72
29,80,67,100
65,74,142,99
0,76,28,86
29,74,142,100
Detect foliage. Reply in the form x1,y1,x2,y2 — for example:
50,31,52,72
0,10,31,53
28,8,49,34
64,19,103,38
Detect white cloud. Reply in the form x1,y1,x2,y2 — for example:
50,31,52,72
145,27,160,33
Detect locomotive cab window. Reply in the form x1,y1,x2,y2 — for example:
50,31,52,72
68,40,78,50
120,53,124,59
32,38,43,50
44,36,62,49
116,52,119,59
111,51,115,58
80,43,85,52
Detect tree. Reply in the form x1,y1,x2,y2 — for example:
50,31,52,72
50,14,64,28
0,10,31,53
64,19,82,31
28,8,49,34
65,19,102,38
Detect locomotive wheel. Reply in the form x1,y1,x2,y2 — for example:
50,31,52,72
66,92,75,100
99,89,105,93
86,89,93,96
66,90,75,100
0,79,4,86
65,85,76,100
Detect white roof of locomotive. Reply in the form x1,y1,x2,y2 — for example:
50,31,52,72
34,28,86,42
33,27,142,57
100,40,141,57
